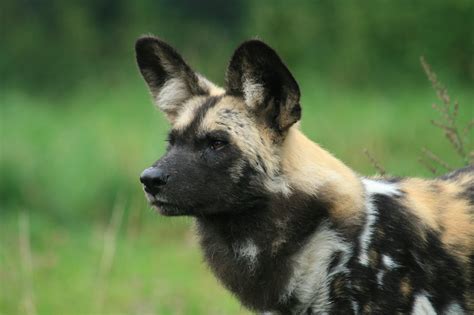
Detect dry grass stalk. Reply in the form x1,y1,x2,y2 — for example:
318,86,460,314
95,197,125,313
421,147,452,171
18,211,37,315
463,119,474,138
419,56,473,169
363,148,386,175
418,157,438,175
126,197,143,240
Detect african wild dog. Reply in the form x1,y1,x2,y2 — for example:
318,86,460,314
135,36,473,314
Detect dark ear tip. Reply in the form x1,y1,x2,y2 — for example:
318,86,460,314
135,35,161,52
135,35,178,56
238,39,270,47
234,39,276,55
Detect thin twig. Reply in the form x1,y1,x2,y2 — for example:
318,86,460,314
418,157,437,175
363,148,386,175
19,211,37,315
463,119,474,138
421,147,453,171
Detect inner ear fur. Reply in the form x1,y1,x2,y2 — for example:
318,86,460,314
135,36,210,122
225,40,301,132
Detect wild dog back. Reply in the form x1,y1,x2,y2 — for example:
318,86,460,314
343,168,473,314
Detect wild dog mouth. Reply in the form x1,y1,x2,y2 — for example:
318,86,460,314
151,200,188,216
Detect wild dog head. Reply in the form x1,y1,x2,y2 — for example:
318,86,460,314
136,36,301,216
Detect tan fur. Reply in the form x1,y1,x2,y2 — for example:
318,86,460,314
196,74,225,96
201,101,365,223
368,249,379,269
200,96,247,132
400,175,474,266
281,127,365,224
154,77,189,119
400,276,412,298
173,96,208,130
172,82,225,130
200,96,284,186
156,74,224,124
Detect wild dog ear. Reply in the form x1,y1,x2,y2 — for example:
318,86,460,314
135,36,213,122
225,40,301,132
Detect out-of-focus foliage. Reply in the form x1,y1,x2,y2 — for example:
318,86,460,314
1,0,473,221
246,0,474,86
2,0,473,94
1,2,473,313
2,0,243,93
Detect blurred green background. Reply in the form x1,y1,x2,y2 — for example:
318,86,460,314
1,1,473,314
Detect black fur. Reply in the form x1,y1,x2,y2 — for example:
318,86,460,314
441,166,474,206
347,193,468,314
439,165,474,181
196,191,331,312
135,36,208,117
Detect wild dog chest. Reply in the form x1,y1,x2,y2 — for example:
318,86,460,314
194,196,343,313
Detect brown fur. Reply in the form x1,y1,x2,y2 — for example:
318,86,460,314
400,175,474,266
281,127,365,226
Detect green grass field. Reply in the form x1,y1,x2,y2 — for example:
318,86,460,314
1,77,472,314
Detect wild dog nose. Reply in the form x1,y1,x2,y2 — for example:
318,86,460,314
140,167,168,195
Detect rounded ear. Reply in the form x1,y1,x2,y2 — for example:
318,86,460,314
225,40,301,132
135,36,212,122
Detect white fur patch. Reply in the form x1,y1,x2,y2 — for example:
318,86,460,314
362,179,401,197
242,78,264,108
283,224,352,313
196,74,224,96
263,175,292,197
351,300,360,314
382,255,399,269
359,179,401,266
443,302,464,315
172,96,207,130
412,292,436,315
155,77,189,112
377,255,400,286
358,198,377,266
376,270,385,286
233,239,260,268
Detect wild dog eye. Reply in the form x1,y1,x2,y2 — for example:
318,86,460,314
209,139,227,151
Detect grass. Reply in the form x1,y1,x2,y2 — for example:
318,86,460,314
0,75,472,314
0,212,249,315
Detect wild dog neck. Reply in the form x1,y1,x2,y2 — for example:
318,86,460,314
281,126,364,226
